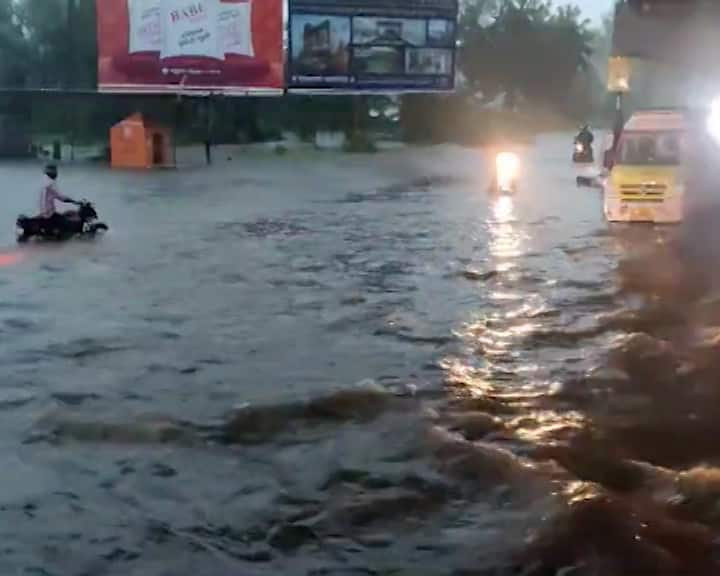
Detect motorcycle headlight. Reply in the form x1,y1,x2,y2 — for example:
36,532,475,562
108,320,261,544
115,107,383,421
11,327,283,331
708,97,720,143
496,152,519,189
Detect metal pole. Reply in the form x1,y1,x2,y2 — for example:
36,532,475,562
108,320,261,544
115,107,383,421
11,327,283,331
353,96,360,137
205,96,213,165
612,92,624,153
174,94,180,167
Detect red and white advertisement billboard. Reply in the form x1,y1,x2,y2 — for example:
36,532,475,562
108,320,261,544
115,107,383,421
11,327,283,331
97,0,283,94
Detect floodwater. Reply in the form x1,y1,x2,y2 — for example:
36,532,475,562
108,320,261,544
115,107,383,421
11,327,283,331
2,135,720,575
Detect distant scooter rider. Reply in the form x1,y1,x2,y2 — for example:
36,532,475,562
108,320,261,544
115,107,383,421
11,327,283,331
39,164,78,231
576,124,594,148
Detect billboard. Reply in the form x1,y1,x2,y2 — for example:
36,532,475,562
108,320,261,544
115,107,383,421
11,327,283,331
97,0,283,94
288,0,458,91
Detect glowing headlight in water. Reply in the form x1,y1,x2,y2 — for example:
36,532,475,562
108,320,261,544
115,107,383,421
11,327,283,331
708,97,720,143
496,152,519,190
494,195,514,221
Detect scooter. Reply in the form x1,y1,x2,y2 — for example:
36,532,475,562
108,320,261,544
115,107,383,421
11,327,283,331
17,200,108,243
573,140,594,163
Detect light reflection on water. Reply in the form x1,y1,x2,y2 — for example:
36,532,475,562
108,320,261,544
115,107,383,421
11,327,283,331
493,195,515,223
510,409,587,444
488,197,524,261
446,185,591,449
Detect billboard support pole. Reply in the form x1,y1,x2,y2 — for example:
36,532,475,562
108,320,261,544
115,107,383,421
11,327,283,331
174,93,181,167
353,96,360,139
205,95,213,166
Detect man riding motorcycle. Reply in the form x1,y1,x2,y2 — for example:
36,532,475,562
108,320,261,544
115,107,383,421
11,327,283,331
576,124,594,148
16,164,108,243
573,125,595,162
39,164,79,232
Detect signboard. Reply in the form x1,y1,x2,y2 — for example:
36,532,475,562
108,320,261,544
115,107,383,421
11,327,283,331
288,0,458,91
97,0,284,94
607,56,632,92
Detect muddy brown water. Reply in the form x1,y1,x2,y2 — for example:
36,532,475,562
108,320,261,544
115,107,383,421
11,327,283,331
2,136,720,575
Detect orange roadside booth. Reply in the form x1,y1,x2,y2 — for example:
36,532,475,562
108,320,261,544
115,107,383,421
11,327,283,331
110,113,173,169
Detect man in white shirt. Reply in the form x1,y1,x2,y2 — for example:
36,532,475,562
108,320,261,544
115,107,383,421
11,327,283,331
39,164,78,229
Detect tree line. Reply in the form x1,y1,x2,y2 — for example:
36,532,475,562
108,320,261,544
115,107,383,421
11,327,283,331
0,0,605,145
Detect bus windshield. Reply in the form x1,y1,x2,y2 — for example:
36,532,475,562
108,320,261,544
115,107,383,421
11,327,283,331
617,131,684,166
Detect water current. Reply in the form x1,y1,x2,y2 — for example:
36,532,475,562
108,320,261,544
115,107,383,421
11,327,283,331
1,136,720,575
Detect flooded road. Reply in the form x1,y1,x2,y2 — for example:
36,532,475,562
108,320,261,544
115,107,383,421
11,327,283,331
1,134,720,575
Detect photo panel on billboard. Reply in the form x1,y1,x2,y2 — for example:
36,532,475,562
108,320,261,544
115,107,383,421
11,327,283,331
97,0,284,94
353,17,426,47
288,0,458,91
353,46,405,76
406,48,453,75
290,15,351,78
427,19,455,47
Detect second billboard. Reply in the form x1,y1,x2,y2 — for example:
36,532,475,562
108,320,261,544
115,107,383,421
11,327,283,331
288,0,457,91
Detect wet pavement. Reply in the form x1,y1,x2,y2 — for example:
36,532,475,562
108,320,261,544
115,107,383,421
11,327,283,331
2,135,720,575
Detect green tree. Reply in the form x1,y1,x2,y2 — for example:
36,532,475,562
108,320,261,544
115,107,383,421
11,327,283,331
0,0,32,87
12,0,96,89
459,0,594,110
457,0,497,95
539,5,593,101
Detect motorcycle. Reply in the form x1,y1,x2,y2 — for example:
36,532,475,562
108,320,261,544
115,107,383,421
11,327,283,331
573,139,594,163
16,200,108,243
493,151,520,195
